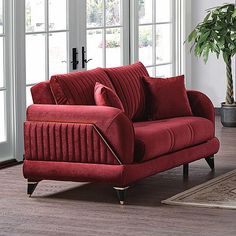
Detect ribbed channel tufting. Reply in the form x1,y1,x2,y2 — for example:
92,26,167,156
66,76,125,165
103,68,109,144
24,122,119,165
104,62,149,121
50,68,114,105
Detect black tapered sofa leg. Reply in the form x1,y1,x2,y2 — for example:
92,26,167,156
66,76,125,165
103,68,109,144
113,186,129,205
27,180,39,197
183,164,189,178
205,156,215,170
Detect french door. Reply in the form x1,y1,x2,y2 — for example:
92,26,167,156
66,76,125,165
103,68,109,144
24,0,179,105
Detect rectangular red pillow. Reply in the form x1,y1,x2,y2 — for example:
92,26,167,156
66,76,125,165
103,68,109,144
143,75,193,120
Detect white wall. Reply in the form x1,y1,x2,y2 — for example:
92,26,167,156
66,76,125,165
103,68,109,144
190,0,235,107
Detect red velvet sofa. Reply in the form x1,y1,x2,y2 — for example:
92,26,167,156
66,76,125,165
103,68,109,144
23,62,220,204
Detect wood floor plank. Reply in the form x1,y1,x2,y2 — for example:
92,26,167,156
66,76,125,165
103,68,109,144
0,116,236,236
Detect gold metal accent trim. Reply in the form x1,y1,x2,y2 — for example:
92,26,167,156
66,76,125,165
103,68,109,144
113,186,130,191
27,181,38,184
92,125,123,165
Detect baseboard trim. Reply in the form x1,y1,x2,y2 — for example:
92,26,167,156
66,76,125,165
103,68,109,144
0,159,23,170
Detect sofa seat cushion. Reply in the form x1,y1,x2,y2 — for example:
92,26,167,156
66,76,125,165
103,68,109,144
104,62,149,121
50,68,114,105
133,117,214,162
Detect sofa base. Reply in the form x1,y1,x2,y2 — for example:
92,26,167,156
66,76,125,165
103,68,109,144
24,138,219,186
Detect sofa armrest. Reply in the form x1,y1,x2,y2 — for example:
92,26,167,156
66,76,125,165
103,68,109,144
25,105,135,164
187,90,215,125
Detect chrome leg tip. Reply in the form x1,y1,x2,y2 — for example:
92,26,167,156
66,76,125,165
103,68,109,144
120,201,124,205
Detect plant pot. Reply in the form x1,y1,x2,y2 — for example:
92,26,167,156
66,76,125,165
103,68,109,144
220,103,236,127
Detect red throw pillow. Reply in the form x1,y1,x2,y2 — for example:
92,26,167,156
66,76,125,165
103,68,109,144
94,82,125,112
143,75,193,120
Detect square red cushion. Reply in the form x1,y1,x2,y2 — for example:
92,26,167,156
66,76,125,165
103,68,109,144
50,68,114,105
94,82,125,112
143,75,193,120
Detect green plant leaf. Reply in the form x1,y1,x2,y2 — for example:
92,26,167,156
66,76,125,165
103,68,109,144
198,31,211,44
223,51,230,63
203,44,210,63
233,9,236,18
187,3,236,69
188,29,197,42
232,47,236,56
203,12,211,22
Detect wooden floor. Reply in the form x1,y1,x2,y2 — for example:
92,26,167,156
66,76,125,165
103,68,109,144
0,116,236,236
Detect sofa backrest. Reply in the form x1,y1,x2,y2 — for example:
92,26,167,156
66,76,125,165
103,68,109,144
31,62,149,121
31,81,56,104
104,62,149,120
50,68,113,105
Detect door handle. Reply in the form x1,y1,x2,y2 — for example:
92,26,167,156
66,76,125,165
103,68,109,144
82,46,92,69
71,48,79,70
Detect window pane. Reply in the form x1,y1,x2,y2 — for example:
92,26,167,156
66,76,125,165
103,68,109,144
139,25,153,66
156,0,171,23
106,28,121,67
87,0,103,28
26,86,33,107
25,0,45,33
106,0,120,26
0,37,3,88
26,34,46,84
156,64,172,77
146,67,155,77
87,29,103,69
0,91,6,142
0,0,3,34
156,24,171,64
49,0,67,31
49,32,67,77
139,0,153,24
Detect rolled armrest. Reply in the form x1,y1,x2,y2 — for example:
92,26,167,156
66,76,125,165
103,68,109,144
187,90,215,125
25,105,135,164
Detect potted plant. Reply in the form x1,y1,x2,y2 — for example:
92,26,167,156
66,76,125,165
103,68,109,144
188,3,236,127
